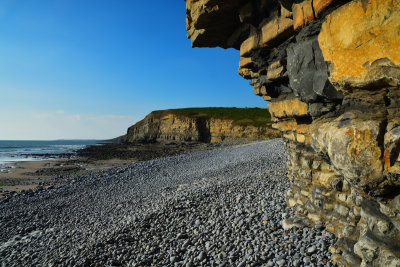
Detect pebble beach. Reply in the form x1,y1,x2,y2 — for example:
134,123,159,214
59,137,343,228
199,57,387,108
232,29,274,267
0,139,336,266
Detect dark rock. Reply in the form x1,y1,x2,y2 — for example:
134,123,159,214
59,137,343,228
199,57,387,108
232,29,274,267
287,37,343,103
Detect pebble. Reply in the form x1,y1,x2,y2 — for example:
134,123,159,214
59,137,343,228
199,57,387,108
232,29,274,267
308,245,317,255
0,139,336,266
198,251,206,261
277,259,286,266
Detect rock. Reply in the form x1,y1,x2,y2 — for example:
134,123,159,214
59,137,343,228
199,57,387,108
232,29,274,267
197,251,206,261
259,16,293,47
266,60,287,81
292,0,314,30
240,32,259,58
287,36,343,103
267,95,308,120
170,256,177,263
318,0,400,90
123,108,280,143
183,0,400,266
307,102,337,119
282,216,312,230
312,0,335,18
185,0,244,49
310,113,384,194
276,259,286,266
307,245,317,255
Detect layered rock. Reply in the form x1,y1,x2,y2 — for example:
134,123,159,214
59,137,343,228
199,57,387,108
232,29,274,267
123,109,279,143
185,0,400,266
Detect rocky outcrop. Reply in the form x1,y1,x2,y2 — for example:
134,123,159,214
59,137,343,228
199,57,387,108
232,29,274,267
123,109,280,143
185,0,400,266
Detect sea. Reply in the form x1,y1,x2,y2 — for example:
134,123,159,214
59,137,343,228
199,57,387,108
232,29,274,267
0,140,100,171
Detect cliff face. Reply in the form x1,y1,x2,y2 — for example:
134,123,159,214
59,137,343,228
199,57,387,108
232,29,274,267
124,110,280,143
186,0,400,266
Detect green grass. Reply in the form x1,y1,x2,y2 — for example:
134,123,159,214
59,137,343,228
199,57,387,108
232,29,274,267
151,107,273,127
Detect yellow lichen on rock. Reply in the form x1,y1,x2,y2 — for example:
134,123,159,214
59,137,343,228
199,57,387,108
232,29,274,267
318,0,400,89
259,17,293,47
272,119,297,132
313,0,335,17
268,97,308,120
293,0,314,30
310,113,384,191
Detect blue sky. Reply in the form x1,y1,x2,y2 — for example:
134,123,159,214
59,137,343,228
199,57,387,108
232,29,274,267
0,0,265,140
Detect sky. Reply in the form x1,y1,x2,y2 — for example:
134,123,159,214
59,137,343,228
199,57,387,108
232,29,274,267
0,0,266,140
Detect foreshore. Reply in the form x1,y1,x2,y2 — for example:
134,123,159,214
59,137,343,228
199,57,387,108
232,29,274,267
0,139,337,266
0,141,248,198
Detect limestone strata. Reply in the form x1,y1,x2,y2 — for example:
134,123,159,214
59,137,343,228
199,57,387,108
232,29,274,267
186,0,400,266
123,110,279,143
318,0,400,90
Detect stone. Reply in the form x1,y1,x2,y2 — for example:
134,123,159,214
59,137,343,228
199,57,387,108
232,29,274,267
296,124,310,135
287,37,343,103
266,60,287,81
198,251,206,261
276,259,286,266
262,95,271,101
280,4,291,18
259,16,293,47
272,119,297,132
185,0,400,265
354,198,400,267
335,204,349,217
296,134,306,143
311,113,384,194
282,215,312,230
238,68,254,80
293,0,314,30
186,0,244,49
313,0,335,17
238,57,253,70
268,96,308,120
383,124,400,179
240,33,259,57
307,245,317,255
307,102,338,119
318,0,400,90
238,57,254,79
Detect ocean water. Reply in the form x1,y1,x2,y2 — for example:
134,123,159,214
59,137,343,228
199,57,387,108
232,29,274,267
0,140,99,168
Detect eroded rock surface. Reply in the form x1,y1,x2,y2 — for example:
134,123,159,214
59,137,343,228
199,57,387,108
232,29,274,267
185,0,400,266
123,109,279,143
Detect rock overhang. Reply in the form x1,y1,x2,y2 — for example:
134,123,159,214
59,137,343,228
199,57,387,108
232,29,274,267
185,0,400,266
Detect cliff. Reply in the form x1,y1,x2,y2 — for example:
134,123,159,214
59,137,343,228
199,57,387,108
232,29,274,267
123,108,280,143
186,0,400,266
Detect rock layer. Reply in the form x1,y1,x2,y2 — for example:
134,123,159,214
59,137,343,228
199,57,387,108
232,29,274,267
185,0,400,266
123,110,279,143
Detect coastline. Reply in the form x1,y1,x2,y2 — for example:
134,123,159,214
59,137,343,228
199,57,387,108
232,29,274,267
0,139,338,266
0,140,256,198
0,158,131,198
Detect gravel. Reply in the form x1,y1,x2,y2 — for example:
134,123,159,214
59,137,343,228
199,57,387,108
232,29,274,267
0,139,336,266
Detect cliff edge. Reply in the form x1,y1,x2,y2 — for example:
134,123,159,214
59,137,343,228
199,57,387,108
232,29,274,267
185,0,400,266
123,107,280,143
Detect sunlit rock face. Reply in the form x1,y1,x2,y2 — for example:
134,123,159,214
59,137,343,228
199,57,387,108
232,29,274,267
185,0,400,266
123,111,279,143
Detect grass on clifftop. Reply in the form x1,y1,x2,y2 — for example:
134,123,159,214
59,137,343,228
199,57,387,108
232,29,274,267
152,107,273,127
